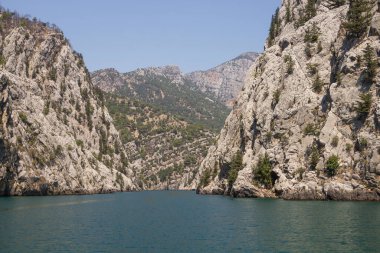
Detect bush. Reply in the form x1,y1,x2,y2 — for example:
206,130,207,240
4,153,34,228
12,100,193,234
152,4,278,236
307,63,319,76
304,123,318,136
331,136,339,147
312,73,324,93
305,42,313,58
0,54,5,66
284,55,295,75
19,112,28,124
309,146,320,170
76,139,84,148
253,154,272,188
326,155,339,177
48,67,57,81
272,89,281,108
304,22,320,43
355,92,372,119
345,143,353,152
43,100,50,115
199,169,211,187
228,151,243,188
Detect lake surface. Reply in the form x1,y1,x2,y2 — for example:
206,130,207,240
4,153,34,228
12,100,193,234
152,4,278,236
0,191,379,253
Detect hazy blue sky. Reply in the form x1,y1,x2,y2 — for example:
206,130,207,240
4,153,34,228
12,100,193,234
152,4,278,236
1,0,280,73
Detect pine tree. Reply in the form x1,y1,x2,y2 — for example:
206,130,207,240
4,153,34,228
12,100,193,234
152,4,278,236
268,8,281,47
363,43,378,84
295,0,317,28
305,0,317,21
285,0,292,23
228,151,243,188
355,92,372,118
344,0,375,38
304,22,320,43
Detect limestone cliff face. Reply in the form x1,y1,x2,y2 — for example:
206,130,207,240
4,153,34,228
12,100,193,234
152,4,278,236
197,0,380,200
185,52,259,107
0,12,136,195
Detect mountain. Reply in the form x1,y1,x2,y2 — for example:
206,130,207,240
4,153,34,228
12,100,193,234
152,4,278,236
197,0,380,200
104,93,214,190
185,52,259,107
0,10,136,195
92,66,229,130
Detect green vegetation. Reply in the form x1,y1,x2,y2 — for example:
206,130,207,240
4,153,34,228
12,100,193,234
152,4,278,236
284,55,295,75
312,73,324,93
331,136,339,147
307,63,319,76
343,0,375,38
304,123,318,136
355,92,372,119
18,112,28,124
0,53,5,66
363,43,378,84
76,139,84,148
253,154,272,188
48,67,57,82
305,43,313,58
116,75,229,131
85,100,93,130
272,89,281,108
309,145,320,170
304,22,320,43
268,8,281,47
345,143,353,153
227,151,243,188
356,137,368,152
285,0,292,24
326,155,339,177
43,100,50,115
295,0,317,28
199,169,211,188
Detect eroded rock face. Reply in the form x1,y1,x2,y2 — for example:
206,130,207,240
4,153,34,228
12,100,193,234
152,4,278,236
185,52,259,107
197,0,380,200
0,13,136,195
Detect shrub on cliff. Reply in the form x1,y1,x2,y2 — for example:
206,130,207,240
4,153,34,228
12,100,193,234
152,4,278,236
228,151,243,188
344,0,375,38
355,92,372,119
363,43,378,84
326,155,339,177
253,154,272,188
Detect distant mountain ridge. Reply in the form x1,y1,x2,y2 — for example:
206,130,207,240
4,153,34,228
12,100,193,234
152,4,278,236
92,52,259,108
92,65,230,130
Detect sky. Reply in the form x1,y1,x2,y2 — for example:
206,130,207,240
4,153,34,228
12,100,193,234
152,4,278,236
0,0,281,73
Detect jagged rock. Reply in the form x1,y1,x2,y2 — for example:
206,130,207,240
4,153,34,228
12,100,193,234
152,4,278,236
0,12,136,195
185,52,259,107
196,0,380,201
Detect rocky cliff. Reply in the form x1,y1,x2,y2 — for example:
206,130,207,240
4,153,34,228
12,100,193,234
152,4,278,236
185,52,259,107
197,0,380,200
0,10,136,195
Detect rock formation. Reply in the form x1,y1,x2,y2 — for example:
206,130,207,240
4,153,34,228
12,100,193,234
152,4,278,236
185,52,259,107
0,10,136,195
197,0,380,200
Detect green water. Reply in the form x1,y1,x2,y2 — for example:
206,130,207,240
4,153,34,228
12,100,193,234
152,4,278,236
0,191,379,253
